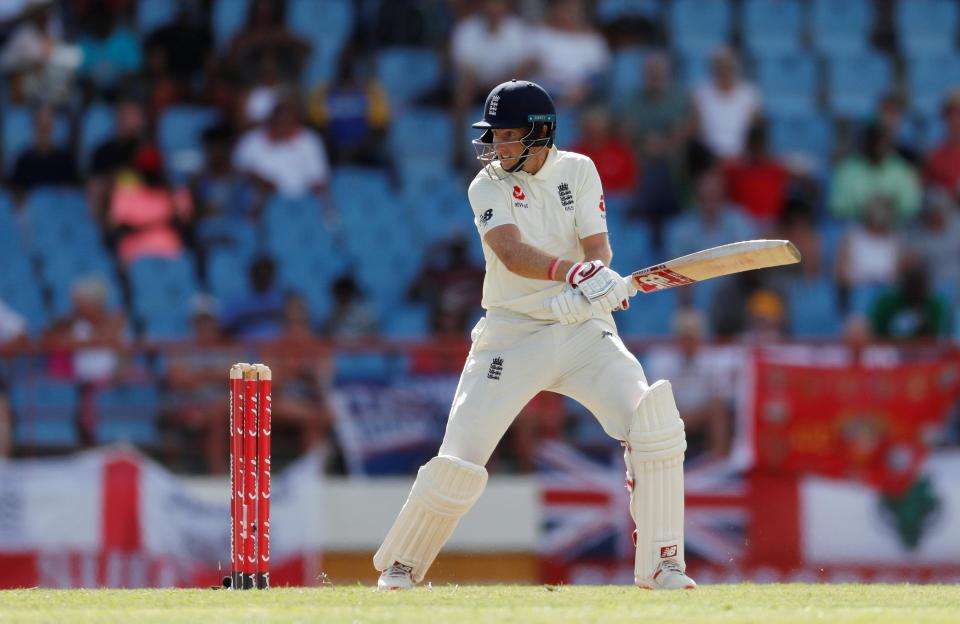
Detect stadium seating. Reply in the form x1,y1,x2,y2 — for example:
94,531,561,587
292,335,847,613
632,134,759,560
755,52,818,116
906,55,960,118
376,47,442,106
11,378,80,447
212,0,251,49
382,303,431,337
94,382,161,445
769,113,832,173
0,239,46,335
78,103,116,173
850,283,892,316
597,0,662,23
388,108,455,177
743,0,804,55
333,352,409,383
2,107,69,173
788,277,843,337
157,106,219,182
896,0,959,58
811,0,872,56
668,0,732,57
678,50,711,87
615,288,679,337
128,257,199,339
608,48,647,106
136,0,177,34
827,51,892,119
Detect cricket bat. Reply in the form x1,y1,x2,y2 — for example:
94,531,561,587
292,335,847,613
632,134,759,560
629,240,801,294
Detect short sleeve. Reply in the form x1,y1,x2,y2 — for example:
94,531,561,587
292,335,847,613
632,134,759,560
468,176,515,235
574,157,608,238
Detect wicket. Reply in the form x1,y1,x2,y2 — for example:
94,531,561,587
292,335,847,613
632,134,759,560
226,363,271,590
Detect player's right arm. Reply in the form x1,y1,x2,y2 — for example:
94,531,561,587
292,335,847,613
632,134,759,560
469,176,574,281
484,224,576,280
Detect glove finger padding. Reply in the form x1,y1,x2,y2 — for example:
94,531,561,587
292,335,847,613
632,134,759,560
545,286,593,325
566,261,630,313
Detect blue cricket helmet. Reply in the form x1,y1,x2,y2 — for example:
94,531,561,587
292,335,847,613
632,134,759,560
472,79,557,174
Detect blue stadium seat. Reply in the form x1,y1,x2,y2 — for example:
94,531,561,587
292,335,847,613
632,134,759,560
263,195,337,259
11,379,79,447
136,0,177,33
896,0,959,58
400,172,469,244
811,0,872,56
597,0,661,23
157,106,219,182
851,283,892,316
206,248,254,304
79,103,115,172
819,218,846,271
769,113,832,173
0,190,17,242
94,383,161,445
288,0,353,87
828,51,892,119
608,220,655,276
0,237,46,335
377,48,442,105
2,107,69,173
24,187,101,250
287,0,353,50
38,234,121,314
382,303,431,337
301,35,347,87
129,257,198,339
755,51,818,116
788,277,842,337
615,289,678,337
914,113,945,150
743,0,804,55
195,215,258,258
608,48,647,106
333,352,408,383
678,51,711,88
668,0,731,56
389,108,454,173
907,55,960,118
213,0,251,49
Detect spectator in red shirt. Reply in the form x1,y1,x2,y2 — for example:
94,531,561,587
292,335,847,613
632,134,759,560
570,107,638,194
723,120,788,224
924,88,960,197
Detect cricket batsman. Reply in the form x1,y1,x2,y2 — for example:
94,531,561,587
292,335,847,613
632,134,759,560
374,79,695,591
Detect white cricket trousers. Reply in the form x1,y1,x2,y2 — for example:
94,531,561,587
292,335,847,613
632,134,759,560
439,314,648,464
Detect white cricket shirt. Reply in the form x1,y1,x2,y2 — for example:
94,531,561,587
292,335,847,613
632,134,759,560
468,146,610,322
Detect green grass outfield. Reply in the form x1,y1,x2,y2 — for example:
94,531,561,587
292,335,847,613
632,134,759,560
0,584,957,624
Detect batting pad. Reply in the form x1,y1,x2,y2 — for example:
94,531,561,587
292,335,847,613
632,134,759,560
373,454,488,582
625,380,687,584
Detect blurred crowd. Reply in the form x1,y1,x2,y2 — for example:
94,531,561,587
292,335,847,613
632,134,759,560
0,0,958,473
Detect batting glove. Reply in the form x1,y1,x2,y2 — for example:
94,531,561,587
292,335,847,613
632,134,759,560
544,285,595,325
566,260,630,313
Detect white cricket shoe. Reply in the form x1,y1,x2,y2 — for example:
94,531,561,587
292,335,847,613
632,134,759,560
377,562,414,591
637,559,697,590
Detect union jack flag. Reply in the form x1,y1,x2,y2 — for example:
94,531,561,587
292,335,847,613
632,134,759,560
536,441,749,582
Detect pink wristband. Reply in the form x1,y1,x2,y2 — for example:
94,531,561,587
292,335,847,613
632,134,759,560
548,257,561,281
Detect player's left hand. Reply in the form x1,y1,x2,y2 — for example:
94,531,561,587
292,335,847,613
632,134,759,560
566,260,630,313
544,285,594,325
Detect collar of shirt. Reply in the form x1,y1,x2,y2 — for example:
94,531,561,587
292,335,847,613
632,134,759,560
529,145,559,180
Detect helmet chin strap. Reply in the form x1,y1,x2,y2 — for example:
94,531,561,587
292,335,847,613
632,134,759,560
504,144,534,172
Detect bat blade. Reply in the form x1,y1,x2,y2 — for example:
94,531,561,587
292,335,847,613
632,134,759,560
630,240,801,294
